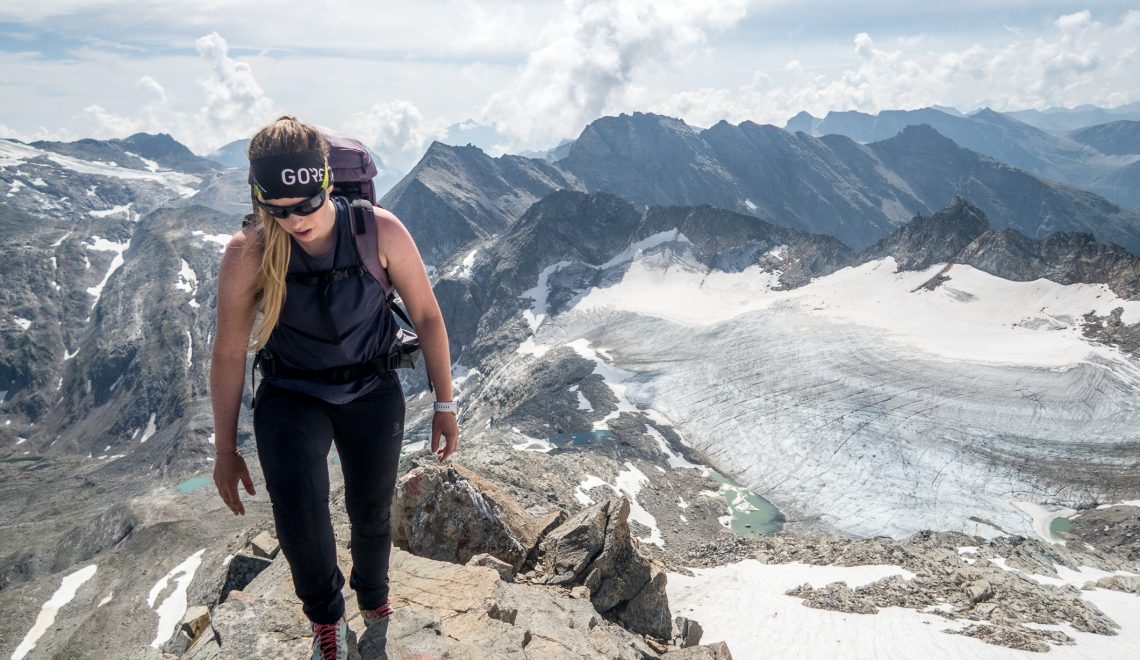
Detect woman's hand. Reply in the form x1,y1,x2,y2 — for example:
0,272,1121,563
431,412,460,462
214,452,256,515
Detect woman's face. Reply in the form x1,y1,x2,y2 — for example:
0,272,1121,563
265,192,336,251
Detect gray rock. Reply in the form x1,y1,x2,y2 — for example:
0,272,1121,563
662,641,733,659
467,553,515,582
540,498,611,585
964,579,994,604
1095,575,1140,593
540,497,672,639
180,604,212,639
673,616,704,648
249,531,280,560
391,465,545,571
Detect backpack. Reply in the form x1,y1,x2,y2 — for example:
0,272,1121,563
244,129,422,379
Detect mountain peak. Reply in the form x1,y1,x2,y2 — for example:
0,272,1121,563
862,197,991,270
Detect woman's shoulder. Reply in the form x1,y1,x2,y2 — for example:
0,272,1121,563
221,224,264,270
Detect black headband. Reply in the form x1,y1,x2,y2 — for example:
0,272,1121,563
249,152,329,200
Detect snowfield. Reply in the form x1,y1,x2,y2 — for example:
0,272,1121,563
517,239,1140,538
668,559,1140,660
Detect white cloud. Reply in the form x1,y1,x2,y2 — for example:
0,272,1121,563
193,32,276,141
71,32,276,153
652,9,1140,129
341,101,449,178
1054,10,1093,32
137,76,167,103
481,0,750,152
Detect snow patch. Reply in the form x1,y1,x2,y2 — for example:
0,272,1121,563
139,413,157,443
97,590,113,607
185,331,193,365
191,230,231,252
13,317,31,331
743,198,757,210
511,428,555,453
1096,500,1140,509
88,203,131,218
520,260,572,333
646,425,701,470
570,463,663,547
146,549,205,648
0,139,200,195
175,259,198,303
12,564,98,660
574,474,611,506
455,249,478,278
85,236,129,309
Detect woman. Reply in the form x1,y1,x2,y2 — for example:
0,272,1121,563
209,116,459,660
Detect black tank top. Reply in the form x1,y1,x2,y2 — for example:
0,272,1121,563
263,197,397,403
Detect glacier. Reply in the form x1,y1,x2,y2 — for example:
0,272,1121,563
515,241,1140,539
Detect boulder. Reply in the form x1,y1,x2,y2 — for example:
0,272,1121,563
662,641,734,659
467,553,516,582
249,531,280,559
391,465,545,571
673,616,704,648
1095,575,1140,593
540,497,672,638
179,605,211,640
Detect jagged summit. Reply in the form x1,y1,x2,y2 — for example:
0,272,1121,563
862,196,990,270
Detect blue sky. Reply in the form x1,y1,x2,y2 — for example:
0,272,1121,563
1,1,1137,176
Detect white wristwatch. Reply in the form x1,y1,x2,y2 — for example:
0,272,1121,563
433,400,458,414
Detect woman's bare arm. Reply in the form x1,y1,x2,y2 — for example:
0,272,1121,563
209,226,261,513
376,207,459,460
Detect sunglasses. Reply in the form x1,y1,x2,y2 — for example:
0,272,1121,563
253,187,328,219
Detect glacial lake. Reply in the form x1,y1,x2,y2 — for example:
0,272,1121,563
1050,516,1076,539
176,475,213,493
549,430,614,448
706,468,784,536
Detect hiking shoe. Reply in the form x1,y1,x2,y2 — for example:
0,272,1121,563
361,598,393,627
310,618,348,660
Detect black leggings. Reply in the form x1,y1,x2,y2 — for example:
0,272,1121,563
253,374,404,624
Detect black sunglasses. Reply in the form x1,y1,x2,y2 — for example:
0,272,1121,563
253,188,328,219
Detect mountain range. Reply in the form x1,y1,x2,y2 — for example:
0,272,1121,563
386,112,1140,263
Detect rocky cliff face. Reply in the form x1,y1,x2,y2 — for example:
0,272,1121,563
381,142,586,267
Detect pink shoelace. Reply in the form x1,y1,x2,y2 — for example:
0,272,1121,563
313,621,342,659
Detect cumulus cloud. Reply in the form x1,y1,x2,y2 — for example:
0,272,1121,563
652,10,1140,129
341,101,449,178
194,32,276,141
76,32,277,153
481,0,749,151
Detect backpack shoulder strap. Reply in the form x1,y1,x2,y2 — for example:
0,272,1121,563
346,198,416,329
348,198,394,296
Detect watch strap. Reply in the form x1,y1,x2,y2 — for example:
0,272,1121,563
434,400,458,414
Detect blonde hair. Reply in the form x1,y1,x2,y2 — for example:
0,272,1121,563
247,116,330,350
